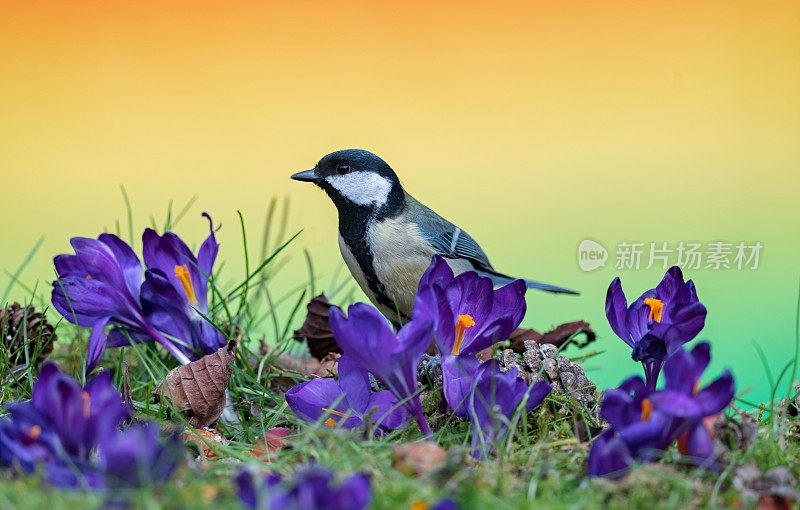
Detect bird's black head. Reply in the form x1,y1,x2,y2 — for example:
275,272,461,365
291,149,405,218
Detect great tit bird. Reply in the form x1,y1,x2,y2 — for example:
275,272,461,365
291,149,578,325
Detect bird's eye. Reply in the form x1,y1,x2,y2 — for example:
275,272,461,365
336,164,351,175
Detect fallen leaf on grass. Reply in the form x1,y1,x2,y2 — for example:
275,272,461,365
251,427,291,460
293,294,342,360
183,428,228,460
510,321,596,352
313,353,340,378
392,442,447,476
121,360,135,417
154,341,236,427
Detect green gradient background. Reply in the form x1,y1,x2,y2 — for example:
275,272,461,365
1,1,798,403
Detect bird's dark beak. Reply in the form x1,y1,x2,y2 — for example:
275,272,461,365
290,169,319,183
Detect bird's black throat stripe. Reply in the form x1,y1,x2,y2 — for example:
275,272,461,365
330,184,407,320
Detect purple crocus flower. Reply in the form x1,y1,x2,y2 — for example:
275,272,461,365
52,234,191,372
98,422,184,488
467,360,550,459
328,303,434,437
587,375,672,478
139,212,225,354
649,342,735,466
605,266,707,390
236,466,371,510
417,256,527,417
285,355,408,432
0,363,130,488
1,364,183,492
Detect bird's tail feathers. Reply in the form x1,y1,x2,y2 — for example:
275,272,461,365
477,270,579,295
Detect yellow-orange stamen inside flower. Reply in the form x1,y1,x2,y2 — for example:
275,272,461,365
81,391,91,418
322,408,347,427
28,425,42,440
174,264,198,305
410,502,428,510
451,314,476,355
644,297,664,323
640,398,653,422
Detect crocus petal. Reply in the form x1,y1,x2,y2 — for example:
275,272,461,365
442,355,481,418
587,430,632,478
54,254,83,278
649,390,704,418
524,380,552,413
655,266,684,304
695,371,735,416
51,276,133,327
615,411,670,454
679,423,715,464
100,423,183,487
688,342,711,381
82,371,131,450
665,301,707,347
86,316,111,374
332,473,372,510
196,212,219,280
235,470,258,509
140,269,195,354
365,391,408,430
660,347,697,394
329,304,395,374
489,279,527,335
418,255,455,290
98,233,143,299
600,389,638,431
605,277,630,344
70,237,129,290
285,378,354,426
338,355,371,413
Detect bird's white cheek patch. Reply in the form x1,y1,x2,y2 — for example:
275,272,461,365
326,172,392,207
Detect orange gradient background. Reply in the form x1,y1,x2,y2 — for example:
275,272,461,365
1,1,799,402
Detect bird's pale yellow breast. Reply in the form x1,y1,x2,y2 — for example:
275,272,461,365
367,217,437,317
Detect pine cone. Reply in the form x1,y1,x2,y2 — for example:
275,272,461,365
497,339,598,407
713,410,758,453
1,302,57,379
293,294,341,360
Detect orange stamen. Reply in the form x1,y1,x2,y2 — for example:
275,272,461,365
324,418,337,428
451,314,476,355
174,264,198,305
644,297,664,323
81,391,91,418
410,502,428,510
640,398,653,422
28,425,42,440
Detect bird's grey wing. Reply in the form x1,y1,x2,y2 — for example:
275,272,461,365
405,196,580,295
404,196,495,271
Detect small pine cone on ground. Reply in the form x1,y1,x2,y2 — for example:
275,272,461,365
1,302,57,378
497,340,598,407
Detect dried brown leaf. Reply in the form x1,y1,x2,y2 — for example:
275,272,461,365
154,341,236,428
270,351,321,376
121,361,134,418
293,294,341,360
511,321,596,352
392,442,447,476
312,353,340,378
